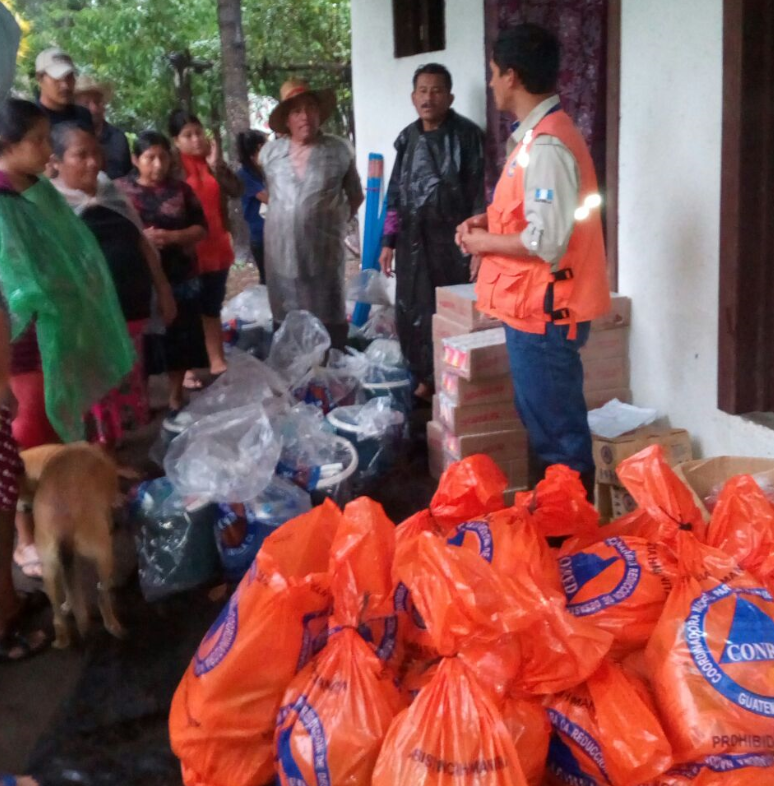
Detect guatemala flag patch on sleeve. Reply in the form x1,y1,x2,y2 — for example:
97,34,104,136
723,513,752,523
535,188,554,203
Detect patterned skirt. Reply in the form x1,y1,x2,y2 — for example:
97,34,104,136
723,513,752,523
86,320,150,447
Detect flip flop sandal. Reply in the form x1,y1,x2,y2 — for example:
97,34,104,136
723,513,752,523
1,775,39,786
0,628,50,663
13,544,42,579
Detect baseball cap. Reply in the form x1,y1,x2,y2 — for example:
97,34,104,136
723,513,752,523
35,47,76,79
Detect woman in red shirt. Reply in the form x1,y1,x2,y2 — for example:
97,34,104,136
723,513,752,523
169,110,242,381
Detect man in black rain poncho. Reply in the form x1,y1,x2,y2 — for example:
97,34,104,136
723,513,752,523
380,64,485,400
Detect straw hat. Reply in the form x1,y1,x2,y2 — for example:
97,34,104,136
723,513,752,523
268,77,336,135
74,73,113,102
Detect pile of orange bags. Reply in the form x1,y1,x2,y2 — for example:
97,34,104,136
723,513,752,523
169,449,774,786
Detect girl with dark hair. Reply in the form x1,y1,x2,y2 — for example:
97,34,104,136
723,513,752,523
236,129,269,282
0,98,133,579
52,123,177,445
117,130,209,414
168,109,242,384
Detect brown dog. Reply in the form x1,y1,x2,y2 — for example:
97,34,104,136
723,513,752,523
20,442,124,648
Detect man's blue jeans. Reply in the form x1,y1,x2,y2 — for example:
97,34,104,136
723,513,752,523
504,321,594,478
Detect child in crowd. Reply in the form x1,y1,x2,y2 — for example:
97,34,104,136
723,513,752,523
51,123,177,446
236,129,269,283
118,131,209,415
169,110,242,385
0,99,133,577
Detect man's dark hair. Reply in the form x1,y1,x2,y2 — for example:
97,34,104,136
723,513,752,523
51,121,94,158
412,63,452,92
492,24,560,95
168,108,202,138
133,129,171,157
0,98,47,153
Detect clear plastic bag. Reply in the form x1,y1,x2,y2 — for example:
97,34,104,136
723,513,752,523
362,305,398,340
220,284,272,324
346,269,393,306
267,309,331,386
132,478,220,602
292,348,367,413
164,402,281,503
275,404,358,494
214,477,312,583
326,398,405,482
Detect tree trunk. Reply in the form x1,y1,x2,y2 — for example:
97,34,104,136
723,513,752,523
216,0,250,262
216,0,250,160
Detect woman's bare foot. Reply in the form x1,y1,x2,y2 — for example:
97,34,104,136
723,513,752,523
13,543,41,579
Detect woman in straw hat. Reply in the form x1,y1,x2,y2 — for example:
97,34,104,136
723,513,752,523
260,78,363,349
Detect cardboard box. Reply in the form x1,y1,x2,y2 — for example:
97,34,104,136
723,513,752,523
591,293,632,332
503,486,529,507
439,394,522,436
432,312,472,346
581,327,629,361
583,355,630,392
585,387,633,411
436,284,501,332
444,425,529,463
427,420,445,480
596,483,637,522
674,456,774,519
593,427,693,486
442,327,509,380
440,372,514,407
432,394,441,424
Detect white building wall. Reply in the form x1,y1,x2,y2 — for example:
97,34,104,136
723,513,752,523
350,0,487,186
618,0,774,457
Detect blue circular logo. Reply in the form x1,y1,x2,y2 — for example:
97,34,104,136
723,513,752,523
194,594,239,676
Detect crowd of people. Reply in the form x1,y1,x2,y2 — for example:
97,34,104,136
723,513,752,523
0,7,611,780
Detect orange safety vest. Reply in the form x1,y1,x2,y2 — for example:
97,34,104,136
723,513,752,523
476,109,611,334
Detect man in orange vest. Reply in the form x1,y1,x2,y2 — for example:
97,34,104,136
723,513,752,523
457,24,611,500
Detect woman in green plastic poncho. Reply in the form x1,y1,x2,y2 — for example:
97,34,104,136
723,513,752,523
0,98,134,446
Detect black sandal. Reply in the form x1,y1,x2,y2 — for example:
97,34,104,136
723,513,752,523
0,628,50,663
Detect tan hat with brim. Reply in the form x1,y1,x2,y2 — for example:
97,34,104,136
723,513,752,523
74,74,113,102
269,77,337,135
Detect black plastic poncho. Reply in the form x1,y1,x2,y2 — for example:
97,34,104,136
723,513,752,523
383,110,486,385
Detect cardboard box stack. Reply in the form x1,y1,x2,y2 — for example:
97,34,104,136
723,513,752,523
428,286,635,506
427,285,528,496
593,426,694,521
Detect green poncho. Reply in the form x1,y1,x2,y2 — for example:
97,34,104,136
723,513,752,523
0,177,134,441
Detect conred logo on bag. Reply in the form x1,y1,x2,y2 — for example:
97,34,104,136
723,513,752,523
560,538,641,616
276,695,331,786
394,582,427,631
547,709,609,785
686,584,774,717
297,609,331,672
194,592,240,676
446,520,494,563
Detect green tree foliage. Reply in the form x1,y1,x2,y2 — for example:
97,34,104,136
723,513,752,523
14,0,351,134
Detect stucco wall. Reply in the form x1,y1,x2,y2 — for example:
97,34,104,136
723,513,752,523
618,0,774,457
350,0,487,186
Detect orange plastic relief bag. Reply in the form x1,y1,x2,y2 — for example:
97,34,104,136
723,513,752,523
169,500,341,786
706,474,774,588
645,532,774,763
374,532,534,786
545,660,672,786
276,498,404,786
392,455,509,682
513,465,599,539
556,535,678,653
